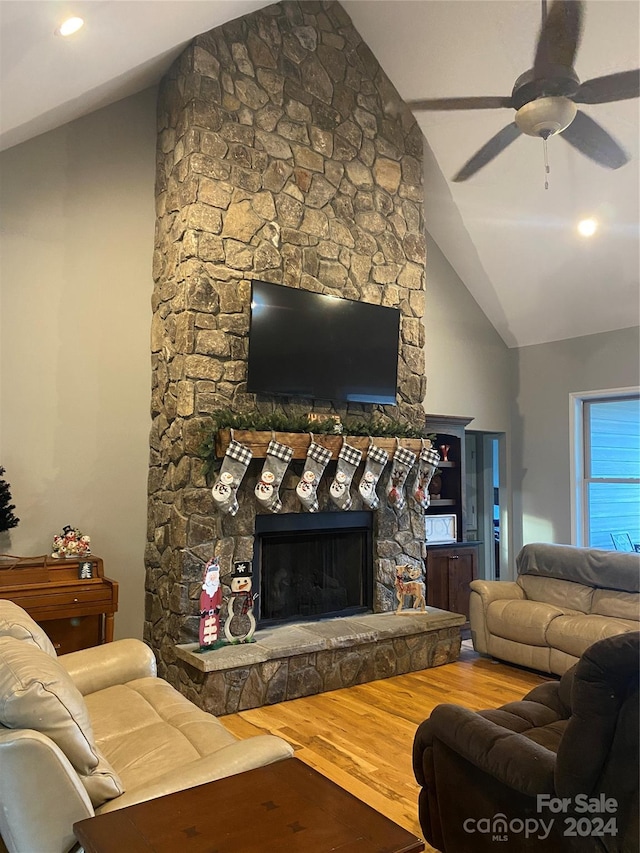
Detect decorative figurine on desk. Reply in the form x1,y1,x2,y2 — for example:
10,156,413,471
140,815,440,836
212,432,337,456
51,525,91,558
394,564,426,614
224,561,258,644
199,556,223,648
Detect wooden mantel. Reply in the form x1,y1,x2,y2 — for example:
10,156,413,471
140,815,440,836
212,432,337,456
215,428,432,461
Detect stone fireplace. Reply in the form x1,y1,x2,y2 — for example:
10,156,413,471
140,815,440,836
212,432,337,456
145,1,461,711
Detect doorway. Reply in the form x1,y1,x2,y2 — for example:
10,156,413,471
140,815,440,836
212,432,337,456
466,432,506,581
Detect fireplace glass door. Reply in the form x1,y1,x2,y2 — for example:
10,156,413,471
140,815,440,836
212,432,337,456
255,511,373,626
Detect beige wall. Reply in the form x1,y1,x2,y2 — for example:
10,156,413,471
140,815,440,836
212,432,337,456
512,326,640,554
0,89,157,639
422,234,511,433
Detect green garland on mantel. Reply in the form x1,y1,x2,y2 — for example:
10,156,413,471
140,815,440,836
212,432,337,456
199,409,435,475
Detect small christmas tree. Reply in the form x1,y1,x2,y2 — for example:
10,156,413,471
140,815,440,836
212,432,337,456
0,467,19,533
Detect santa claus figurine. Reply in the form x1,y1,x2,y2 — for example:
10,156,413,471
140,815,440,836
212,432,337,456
199,556,223,648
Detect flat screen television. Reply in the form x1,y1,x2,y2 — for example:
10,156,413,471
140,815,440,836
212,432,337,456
247,280,400,405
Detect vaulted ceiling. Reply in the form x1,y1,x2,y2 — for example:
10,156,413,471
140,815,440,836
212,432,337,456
1,0,638,347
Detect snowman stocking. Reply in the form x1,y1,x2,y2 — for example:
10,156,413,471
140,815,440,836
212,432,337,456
387,445,417,513
357,443,389,509
296,442,332,512
211,439,253,516
255,439,293,513
413,442,441,510
329,441,363,511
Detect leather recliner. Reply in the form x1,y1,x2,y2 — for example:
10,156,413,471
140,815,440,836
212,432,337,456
413,632,639,852
470,543,640,676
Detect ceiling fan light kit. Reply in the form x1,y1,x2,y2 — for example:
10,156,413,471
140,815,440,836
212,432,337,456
55,16,84,37
407,0,639,181
514,96,577,137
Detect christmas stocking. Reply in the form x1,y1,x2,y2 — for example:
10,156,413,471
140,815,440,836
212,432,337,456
357,443,389,509
296,442,333,512
255,439,294,513
329,441,363,511
211,439,253,516
413,442,441,510
387,444,417,513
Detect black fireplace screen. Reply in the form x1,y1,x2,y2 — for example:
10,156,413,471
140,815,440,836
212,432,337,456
254,511,373,626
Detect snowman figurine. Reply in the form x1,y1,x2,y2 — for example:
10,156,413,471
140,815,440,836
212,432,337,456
224,561,258,643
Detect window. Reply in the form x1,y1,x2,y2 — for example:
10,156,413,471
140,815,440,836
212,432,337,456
572,390,640,551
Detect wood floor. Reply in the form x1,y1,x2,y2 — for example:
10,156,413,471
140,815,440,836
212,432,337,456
221,647,550,851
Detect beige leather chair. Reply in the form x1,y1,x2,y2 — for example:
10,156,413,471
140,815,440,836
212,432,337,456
0,600,293,853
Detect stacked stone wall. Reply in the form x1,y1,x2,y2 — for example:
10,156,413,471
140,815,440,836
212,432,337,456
148,0,427,679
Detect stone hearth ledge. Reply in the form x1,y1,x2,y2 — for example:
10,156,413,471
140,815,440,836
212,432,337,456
177,608,464,673
171,609,464,716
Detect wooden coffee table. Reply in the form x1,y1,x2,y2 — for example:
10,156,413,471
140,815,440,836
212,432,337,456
74,757,424,853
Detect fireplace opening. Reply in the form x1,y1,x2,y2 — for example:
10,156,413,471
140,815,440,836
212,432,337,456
254,511,373,627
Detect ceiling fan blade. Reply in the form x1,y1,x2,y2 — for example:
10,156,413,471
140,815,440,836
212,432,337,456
561,110,629,169
453,123,523,182
534,0,583,74
574,69,640,104
407,96,513,111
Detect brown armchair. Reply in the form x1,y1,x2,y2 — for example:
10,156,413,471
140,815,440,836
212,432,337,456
412,632,639,852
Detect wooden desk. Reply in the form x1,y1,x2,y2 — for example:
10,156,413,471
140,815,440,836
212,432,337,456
0,555,118,654
74,758,424,853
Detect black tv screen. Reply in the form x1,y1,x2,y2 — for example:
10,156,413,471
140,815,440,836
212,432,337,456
247,280,400,405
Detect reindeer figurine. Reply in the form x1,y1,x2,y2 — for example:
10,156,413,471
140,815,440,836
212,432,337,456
394,564,426,614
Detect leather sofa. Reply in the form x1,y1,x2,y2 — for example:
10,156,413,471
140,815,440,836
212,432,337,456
470,543,640,675
0,600,293,853
413,632,640,853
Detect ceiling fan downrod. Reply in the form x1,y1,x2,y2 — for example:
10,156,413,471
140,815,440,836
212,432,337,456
543,137,550,189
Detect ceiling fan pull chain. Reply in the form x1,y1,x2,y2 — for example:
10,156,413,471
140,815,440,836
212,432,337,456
543,137,550,190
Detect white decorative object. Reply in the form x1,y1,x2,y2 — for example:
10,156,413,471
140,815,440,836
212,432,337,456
424,514,457,544
51,525,91,558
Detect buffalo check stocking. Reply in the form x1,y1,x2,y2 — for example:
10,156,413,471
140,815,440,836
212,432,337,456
255,440,294,513
296,442,333,513
357,443,389,510
329,441,363,511
211,440,253,516
387,445,417,514
413,442,441,510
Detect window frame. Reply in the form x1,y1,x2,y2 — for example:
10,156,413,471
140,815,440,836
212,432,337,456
570,386,640,548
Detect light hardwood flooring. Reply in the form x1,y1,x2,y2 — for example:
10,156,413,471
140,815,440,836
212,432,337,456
221,646,550,851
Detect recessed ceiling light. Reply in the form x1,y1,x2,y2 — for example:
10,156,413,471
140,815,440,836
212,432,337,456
577,218,598,237
56,16,84,37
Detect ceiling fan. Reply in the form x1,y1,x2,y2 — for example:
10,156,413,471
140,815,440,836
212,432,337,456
407,0,640,181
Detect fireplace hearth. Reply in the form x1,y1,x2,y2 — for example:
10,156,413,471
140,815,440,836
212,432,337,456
254,511,373,627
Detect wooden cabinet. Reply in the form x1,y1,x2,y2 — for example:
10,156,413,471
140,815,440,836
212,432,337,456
426,543,479,625
0,555,118,655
